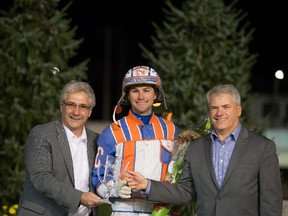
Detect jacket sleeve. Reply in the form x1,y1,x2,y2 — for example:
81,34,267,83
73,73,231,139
148,147,194,204
259,139,283,215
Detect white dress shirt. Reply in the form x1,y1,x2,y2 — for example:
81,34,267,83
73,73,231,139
64,125,90,216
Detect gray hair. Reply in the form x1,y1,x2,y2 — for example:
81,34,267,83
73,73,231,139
206,84,241,105
59,80,96,108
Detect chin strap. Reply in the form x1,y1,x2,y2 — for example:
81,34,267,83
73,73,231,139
112,105,121,127
112,93,126,127
161,87,168,110
159,89,173,121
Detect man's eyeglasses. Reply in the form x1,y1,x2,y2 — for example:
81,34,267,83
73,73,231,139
63,101,91,111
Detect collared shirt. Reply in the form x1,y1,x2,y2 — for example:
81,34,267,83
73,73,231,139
132,110,152,125
64,125,90,216
211,124,241,188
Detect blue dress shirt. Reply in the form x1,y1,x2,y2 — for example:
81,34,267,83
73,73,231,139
211,124,241,188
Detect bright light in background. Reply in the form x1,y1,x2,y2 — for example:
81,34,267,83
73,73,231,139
275,70,284,79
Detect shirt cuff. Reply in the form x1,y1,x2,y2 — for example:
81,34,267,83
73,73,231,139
140,179,151,198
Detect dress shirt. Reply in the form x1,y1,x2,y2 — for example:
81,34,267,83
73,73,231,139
64,125,90,216
211,124,241,188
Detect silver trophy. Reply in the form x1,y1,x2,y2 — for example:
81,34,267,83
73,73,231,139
97,155,130,204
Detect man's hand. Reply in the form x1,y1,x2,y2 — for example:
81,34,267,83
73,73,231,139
125,170,148,191
80,192,104,208
117,180,131,198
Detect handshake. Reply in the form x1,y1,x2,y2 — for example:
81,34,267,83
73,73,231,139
110,170,148,199
97,170,149,199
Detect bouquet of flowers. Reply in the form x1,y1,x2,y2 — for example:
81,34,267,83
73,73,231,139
152,118,211,216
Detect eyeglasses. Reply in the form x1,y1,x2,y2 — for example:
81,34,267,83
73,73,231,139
63,101,91,111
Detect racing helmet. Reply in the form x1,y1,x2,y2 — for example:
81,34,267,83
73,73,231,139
113,66,168,125
119,66,165,105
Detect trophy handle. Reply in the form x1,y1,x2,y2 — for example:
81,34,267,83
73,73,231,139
97,163,114,204
97,164,106,185
118,160,130,181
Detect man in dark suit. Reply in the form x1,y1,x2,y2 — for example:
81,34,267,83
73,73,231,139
126,84,283,216
17,80,104,216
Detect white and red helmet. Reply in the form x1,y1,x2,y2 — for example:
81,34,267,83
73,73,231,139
123,66,161,91
119,66,165,105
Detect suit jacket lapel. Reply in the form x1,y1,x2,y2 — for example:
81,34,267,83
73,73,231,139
86,128,98,191
204,136,219,188
86,129,97,177
55,120,75,185
221,127,249,188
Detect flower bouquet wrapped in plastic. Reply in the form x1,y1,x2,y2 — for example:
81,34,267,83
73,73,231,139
152,118,211,216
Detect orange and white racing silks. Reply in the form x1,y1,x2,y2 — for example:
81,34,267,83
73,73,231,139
92,110,178,215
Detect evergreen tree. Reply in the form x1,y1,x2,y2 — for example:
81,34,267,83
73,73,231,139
0,0,88,204
141,0,257,130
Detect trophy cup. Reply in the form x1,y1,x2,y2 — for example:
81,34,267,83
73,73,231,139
97,155,130,204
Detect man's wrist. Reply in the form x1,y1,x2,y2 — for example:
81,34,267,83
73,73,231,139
142,179,151,197
144,178,149,190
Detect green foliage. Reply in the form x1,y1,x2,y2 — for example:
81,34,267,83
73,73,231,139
0,0,88,205
140,0,257,129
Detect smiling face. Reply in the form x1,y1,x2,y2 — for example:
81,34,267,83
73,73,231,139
127,84,157,116
209,93,242,140
60,91,92,137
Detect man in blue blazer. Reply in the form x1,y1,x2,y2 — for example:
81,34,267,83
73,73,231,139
126,84,283,216
17,81,103,216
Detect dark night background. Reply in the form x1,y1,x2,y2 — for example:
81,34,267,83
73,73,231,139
1,1,288,120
